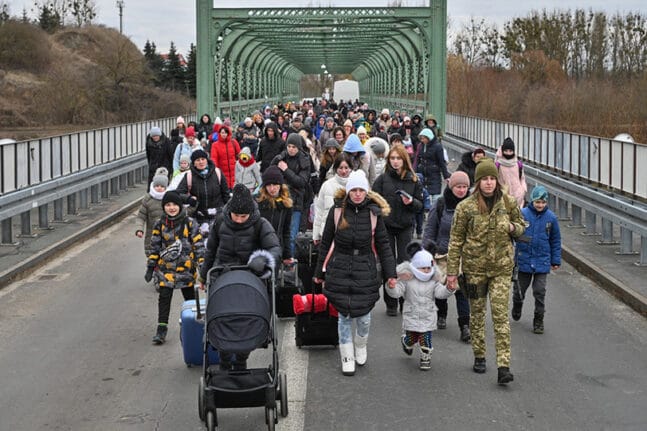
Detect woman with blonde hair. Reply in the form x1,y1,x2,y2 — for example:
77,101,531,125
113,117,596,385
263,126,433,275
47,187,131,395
373,144,424,315
256,165,294,264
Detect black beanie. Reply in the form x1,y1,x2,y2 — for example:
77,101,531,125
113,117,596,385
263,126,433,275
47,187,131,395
262,165,284,185
228,183,255,214
502,137,515,152
162,190,183,208
191,149,209,163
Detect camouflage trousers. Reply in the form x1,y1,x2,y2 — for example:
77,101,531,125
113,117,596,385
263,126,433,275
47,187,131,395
468,273,512,368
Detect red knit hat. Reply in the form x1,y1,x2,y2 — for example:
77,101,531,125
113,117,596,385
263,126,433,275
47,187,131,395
185,127,196,138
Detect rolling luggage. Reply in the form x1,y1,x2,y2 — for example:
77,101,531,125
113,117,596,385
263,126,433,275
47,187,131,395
294,295,338,348
295,231,319,293
180,291,219,367
276,262,301,318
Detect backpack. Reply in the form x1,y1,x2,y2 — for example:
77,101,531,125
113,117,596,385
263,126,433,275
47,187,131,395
495,160,523,180
185,167,222,194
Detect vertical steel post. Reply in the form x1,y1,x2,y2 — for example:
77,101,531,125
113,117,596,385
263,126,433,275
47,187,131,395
53,198,64,221
19,211,34,237
569,205,583,228
616,227,636,255
38,205,51,229
636,236,647,266
1,219,14,244
91,184,100,204
196,0,215,117
558,197,570,220
583,210,598,236
597,218,617,245
67,193,77,215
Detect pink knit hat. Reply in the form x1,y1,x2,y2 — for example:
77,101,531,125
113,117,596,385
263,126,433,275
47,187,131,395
448,171,470,189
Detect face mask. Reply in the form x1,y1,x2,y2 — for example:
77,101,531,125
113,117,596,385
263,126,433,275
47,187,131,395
502,152,515,160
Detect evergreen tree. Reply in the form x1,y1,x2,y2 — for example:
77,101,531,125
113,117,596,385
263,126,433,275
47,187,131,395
37,2,61,32
185,43,197,97
143,40,164,86
163,41,185,92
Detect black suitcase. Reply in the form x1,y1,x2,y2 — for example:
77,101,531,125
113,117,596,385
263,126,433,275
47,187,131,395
295,231,319,293
276,262,300,318
294,296,339,348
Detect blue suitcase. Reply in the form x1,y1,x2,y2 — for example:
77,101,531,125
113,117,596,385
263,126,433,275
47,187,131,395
180,295,219,367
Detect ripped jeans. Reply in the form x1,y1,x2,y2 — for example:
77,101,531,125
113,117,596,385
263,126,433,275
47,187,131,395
338,312,371,344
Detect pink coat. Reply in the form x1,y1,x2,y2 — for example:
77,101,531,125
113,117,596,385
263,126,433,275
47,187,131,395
495,147,527,207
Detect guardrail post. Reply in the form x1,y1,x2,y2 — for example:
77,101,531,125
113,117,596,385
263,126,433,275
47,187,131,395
53,198,65,222
67,193,77,215
110,177,119,195
18,211,37,237
79,188,89,210
616,227,637,255
569,205,584,228
101,181,109,199
127,171,135,187
119,174,127,191
38,205,52,230
636,236,647,266
91,185,100,204
597,218,618,245
582,211,599,236
558,198,570,221
1,219,18,245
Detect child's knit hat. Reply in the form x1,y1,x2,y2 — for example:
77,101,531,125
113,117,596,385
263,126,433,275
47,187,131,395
228,183,256,214
531,185,549,202
152,167,169,188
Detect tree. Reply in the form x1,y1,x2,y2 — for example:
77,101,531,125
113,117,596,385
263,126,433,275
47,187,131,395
68,0,96,27
185,43,197,97
143,40,165,86
0,2,9,24
162,42,185,92
36,2,61,32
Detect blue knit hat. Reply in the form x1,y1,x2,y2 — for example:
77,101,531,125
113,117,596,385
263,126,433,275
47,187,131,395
343,134,365,154
531,185,548,202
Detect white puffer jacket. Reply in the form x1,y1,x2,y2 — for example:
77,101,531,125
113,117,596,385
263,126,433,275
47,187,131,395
312,174,348,241
388,261,454,332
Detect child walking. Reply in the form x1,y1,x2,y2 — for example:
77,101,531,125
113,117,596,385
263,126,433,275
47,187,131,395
512,185,561,334
235,146,262,192
135,167,168,257
144,191,204,345
388,242,456,370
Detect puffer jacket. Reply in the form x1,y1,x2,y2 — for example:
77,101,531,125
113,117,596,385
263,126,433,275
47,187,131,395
516,205,561,274
147,210,203,289
414,137,450,195
257,122,286,172
257,191,293,260
210,126,241,187
456,150,477,186
270,149,311,211
372,166,423,230
199,206,281,281
312,174,348,241
422,186,470,254
387,261,453,332
145,134,173,183
314,189,397,318
135,188,166,254
447,192,526,277
175,159,230,223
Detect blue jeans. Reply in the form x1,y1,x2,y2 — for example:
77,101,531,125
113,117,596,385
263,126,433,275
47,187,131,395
338,312,371,344
289,210,302,256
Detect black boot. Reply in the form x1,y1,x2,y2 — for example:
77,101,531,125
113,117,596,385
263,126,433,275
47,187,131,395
497,367,514,385
511,302,523,321
152,325,168,345
533,313,544,334
459,325,471,343
473,357,486,374
437,316,447,329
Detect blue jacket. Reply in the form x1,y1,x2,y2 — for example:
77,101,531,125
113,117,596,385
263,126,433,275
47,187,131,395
515,205,561,274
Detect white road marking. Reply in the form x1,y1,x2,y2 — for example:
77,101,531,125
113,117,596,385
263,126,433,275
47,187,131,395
278,321,308,430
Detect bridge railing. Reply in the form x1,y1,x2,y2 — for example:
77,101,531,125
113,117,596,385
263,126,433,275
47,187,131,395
446,113,647,200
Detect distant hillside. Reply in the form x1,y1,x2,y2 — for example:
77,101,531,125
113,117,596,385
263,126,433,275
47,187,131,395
0,21,194,140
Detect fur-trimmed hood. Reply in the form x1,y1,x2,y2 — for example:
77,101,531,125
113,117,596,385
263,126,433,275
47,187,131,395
333,187,391,217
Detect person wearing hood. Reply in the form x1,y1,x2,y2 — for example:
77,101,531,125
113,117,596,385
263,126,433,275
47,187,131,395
236,117,260,157
512,185,561,334
313,153,353,244
313,170,397,376
198,183,281,370
457,147,486,186
343,133,376,185
136,167,170,256
423,171,472,342
318,116,337,147
366,137,389,178
495,137,527,207
235,146,262,192
169,116,186,151
372,144,424,316
319,138,343,181
257,121,286,173
414,128,451,204
256,166,294,263
210,125,241,188
424,114,442,141
314,114,327,142
175,149,230,227
145,190,203,345
387,242,456,370
271,133,312,255
377,108,391,133
196,114,213,141
146,126,173,186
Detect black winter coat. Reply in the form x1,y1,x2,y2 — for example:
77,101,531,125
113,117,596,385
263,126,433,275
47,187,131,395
258,198,293,260
199,207,281,280
145,134,173,184
196,114,213,141
422,186,469,254
372,167,423,230
415,138,450,195
175,159,230,223
257,123,286,172
314,190,397,318
270,150,311,211
456,151,477,186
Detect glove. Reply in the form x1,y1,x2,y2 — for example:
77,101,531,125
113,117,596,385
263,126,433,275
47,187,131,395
248,255,267,275
187,196,198,207
144,267,154,283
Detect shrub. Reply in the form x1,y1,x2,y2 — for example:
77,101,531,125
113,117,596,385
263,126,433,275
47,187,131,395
0,20,52,73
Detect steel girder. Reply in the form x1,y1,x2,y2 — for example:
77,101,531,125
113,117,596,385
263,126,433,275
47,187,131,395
196,0,447,126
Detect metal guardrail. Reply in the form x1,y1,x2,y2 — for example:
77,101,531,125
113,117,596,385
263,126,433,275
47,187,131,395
443,135,647,266
446,114,647,200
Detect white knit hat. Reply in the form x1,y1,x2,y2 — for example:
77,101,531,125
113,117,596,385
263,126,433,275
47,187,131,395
346,170,369,193
356,126,367,135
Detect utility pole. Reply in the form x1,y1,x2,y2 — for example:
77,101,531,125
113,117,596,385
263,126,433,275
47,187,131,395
116,0,124,34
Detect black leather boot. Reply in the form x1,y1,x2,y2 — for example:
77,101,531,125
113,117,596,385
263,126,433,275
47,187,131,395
511,302,523,321
497,367,514,385
473,357,486,374
533,313,544,334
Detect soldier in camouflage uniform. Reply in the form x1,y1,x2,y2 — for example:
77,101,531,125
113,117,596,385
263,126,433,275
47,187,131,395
446,158,526,385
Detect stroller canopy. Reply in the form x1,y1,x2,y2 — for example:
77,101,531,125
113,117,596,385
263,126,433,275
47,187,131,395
207,269,271,353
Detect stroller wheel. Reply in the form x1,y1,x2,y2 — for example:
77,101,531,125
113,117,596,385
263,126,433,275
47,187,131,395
265,407,276,431
206,410,217,431
278,372,288,418
198,377,205,422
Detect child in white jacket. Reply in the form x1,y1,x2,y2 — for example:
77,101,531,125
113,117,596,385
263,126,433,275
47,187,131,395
388,241,456,370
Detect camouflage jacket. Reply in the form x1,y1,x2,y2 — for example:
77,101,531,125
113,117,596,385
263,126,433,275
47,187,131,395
446,193,525,277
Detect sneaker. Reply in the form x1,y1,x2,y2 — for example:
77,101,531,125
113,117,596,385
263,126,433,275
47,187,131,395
152,325,167,345
497,367,514,385
459,325,471,343
401,336,413,356
437,316,447,329
512,302,523,321
419,358,431,370
473,357,486,374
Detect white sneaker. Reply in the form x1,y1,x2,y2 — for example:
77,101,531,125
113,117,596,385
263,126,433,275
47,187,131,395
354,334,368,366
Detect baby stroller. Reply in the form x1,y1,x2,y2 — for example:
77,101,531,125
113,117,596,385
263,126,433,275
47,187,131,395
198,264,288,431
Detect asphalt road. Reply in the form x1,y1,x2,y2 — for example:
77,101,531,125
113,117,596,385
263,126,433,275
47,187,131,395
1,213,646,431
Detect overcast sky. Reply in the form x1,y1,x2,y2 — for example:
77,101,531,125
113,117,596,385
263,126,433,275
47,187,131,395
7,1,645,55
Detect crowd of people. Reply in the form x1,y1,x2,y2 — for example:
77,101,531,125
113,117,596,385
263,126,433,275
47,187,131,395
138,98,562,385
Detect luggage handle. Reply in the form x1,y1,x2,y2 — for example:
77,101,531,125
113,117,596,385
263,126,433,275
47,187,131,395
194,285,202,321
